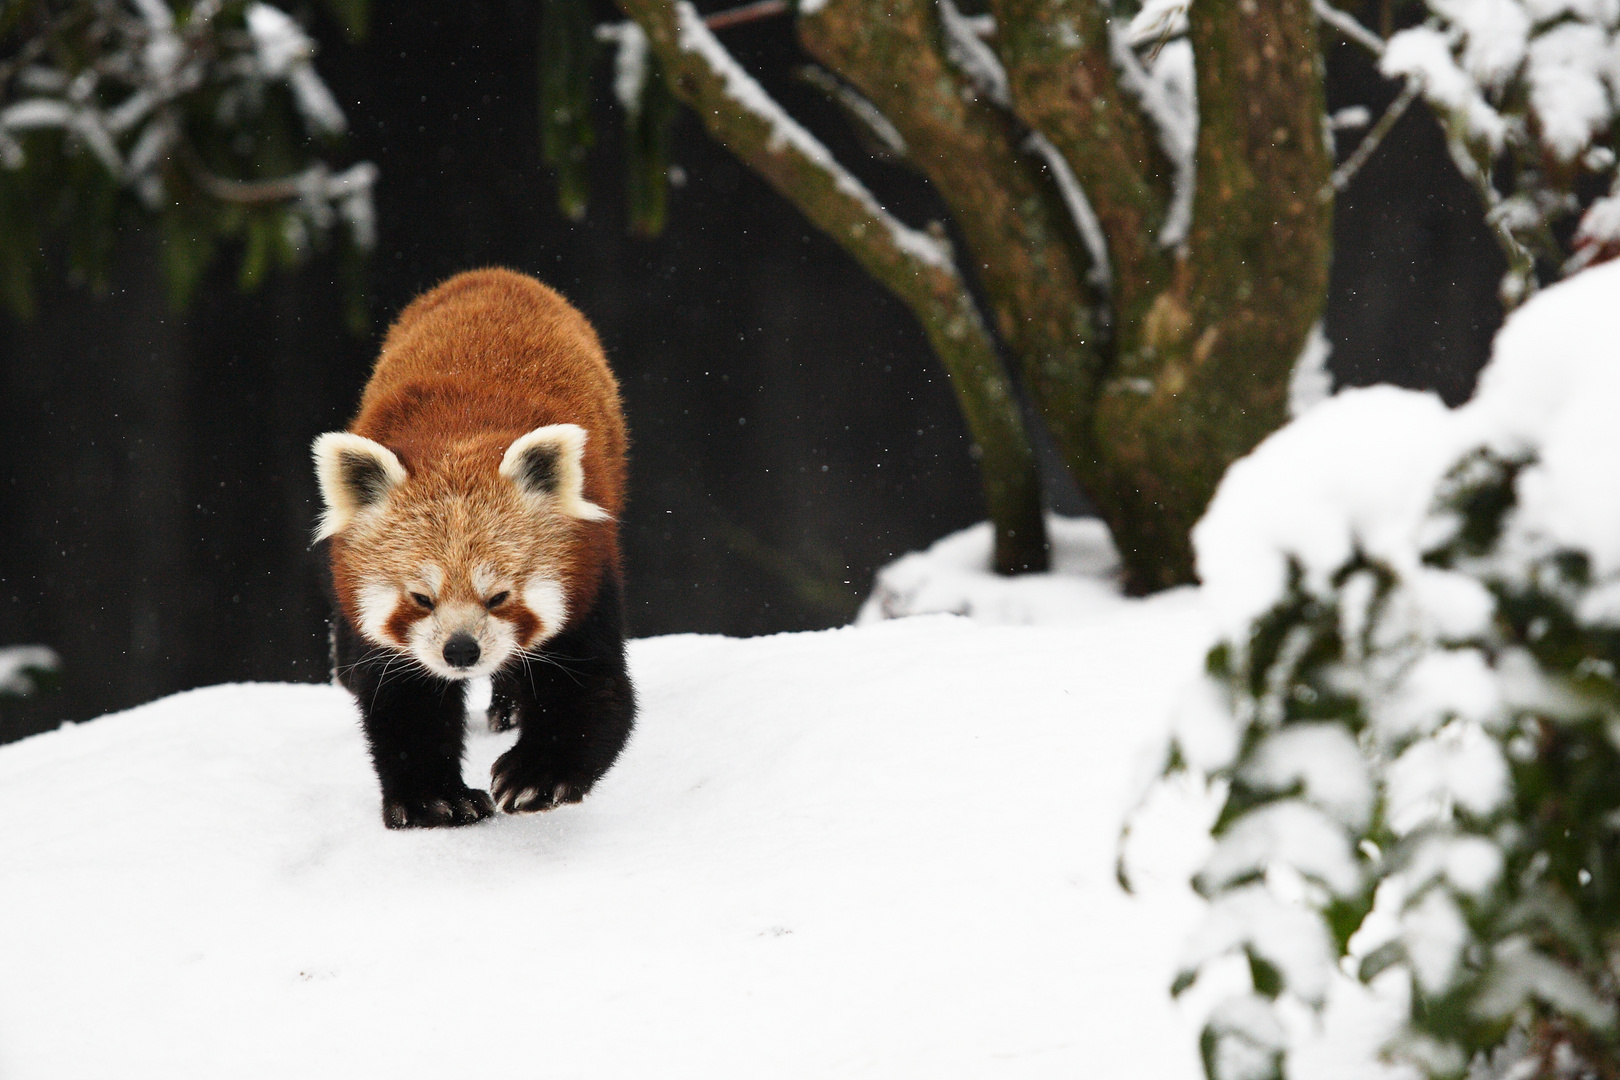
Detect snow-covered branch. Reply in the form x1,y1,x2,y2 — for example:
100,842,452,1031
797,65,908,161
617,0,1050,573
1024,131,1111,292
1322,78,1418,197
937,0,1010,107
668,2,949,272
937,0,1110,289
1311,0,1384,56
1108,14,1196,249
0,0,375,246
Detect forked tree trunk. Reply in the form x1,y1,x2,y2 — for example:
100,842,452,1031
619,0,1332,592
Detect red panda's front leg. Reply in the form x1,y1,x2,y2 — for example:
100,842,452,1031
332,614,496,829
489,567,636,813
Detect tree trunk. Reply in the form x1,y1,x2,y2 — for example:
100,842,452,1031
1093,0,1332,592
620,0,1331,591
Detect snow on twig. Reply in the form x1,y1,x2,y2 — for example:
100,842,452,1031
1025,131,1111,292
1108,16,1196,249
597,21,651,115
671,1,950,271
937,0,1010,107
1127,0,1188,50
1287,320,1332,418
937,0,1110,287
1323,77,1419,197
0,0,371,241
246,3,345,135
1312,0,1385,56
797,66,908,160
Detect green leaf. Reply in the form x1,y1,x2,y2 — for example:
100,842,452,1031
623,52,678,238
539,0,599,222
1247,949,1284,999
1325,893,1376,955
1199,1023,1285,1080
1172,967,1199,997
1357,940,1405,983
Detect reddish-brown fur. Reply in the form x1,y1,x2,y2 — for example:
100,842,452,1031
328,268,628,645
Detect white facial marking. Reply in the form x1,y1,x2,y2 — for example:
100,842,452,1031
402,599,521,681
417,564,444,595
472,563,499,597
357,583,399,642
523,578,569,642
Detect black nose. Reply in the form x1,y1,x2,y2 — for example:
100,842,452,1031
443,633,480,669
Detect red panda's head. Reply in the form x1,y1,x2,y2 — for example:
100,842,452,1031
311,424,611,680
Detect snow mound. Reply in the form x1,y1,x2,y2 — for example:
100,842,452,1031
1195,257,1620,636
857,515,1131,625
0,615,1222,1079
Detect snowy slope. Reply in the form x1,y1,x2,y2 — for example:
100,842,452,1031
1,610,1226,1079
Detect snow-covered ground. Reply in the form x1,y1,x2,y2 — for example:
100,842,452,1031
4,599,1238,1078
4,497,1449,1080
858,516,1124,625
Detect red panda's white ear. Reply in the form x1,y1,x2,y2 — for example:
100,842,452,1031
311,432,408,540
499,423,611,521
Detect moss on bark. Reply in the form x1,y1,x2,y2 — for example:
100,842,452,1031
1092,0,1332,591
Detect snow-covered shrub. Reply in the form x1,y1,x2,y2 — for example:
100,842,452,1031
0,0,374,313
1344,0,1620,302
1161,260,1620,1078
0,644,58,699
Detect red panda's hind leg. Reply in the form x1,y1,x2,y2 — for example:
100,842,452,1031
486,687,518,733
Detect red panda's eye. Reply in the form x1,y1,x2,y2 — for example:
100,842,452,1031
485,591,510,609
410,592,435,611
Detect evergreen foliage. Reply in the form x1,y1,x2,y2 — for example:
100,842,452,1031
539,0,680,236
0,645,59,701
0,0,374,315
1157,302,1620,1077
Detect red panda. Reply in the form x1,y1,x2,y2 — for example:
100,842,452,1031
312,268,635,829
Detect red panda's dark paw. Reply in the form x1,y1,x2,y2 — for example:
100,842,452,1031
486,695,518,734
382,787,496,829
490,749,592,814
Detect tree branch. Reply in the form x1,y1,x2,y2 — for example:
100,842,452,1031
1312,0,1385,56
1322,77,1416,197
703,0,788,32
615,0,1049,572
1088,0,1332,591
797,0,1105,510
986,0,1181,374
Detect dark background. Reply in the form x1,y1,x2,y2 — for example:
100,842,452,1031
0,5,1503,742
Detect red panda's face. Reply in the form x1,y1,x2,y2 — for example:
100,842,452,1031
347,534,568,680
313,424,610,680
